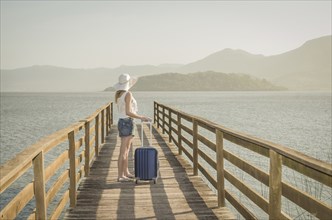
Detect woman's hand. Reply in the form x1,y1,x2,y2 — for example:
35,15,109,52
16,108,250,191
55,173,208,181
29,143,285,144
141,116,152,122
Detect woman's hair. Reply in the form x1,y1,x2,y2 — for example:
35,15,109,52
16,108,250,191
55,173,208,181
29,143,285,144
115,90,127,103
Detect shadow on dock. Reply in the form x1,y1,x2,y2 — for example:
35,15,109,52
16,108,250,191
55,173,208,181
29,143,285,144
64,125,234,219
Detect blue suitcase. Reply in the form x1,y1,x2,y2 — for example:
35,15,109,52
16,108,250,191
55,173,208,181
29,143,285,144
135,122,159,184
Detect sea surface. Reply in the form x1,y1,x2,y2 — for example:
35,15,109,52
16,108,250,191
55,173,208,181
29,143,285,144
1,91,331,219
1,91,331,164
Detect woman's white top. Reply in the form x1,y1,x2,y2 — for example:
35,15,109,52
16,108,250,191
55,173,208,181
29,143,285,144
117,91,138,119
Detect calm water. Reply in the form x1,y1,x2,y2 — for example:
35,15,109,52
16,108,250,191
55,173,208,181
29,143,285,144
0,91,331,219
1,91,331,165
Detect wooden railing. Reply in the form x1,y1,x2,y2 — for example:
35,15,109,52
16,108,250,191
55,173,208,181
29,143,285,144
0,102,113,219
154,101,332,219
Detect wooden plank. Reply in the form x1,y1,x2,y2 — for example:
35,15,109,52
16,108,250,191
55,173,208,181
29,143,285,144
168,108,172,143
0,182,34,219
170,126,177,134
193,119,198,176
177,113,182,155
0,160,31,194
162,107,165,134
106,106,110,134
224,169,269,213
223,149,269,185
170,117,177,125
282,181,332,219
101,109,105,144
68,131,77,208
84,121,90,176
198,164,217,188
75,150,85,168
90,148,96,162
89,136,95,148
33,152,47,219
154,102,157,124
46,170,69,206
269,150,282,219
76,165,85,184
27,211,36,220
198,148,216,170
197,133,216,152
75,137,84,151
223,133,270,157
110,102,113,125
49,190,70,220
178,111,193,122
45,150,69,182
89,125,95,135
197,119,216,133
216,129,225,207
95,114,99,157
282,156,332,187
170,134,178,147
181,134,193,149
225,190,257,220
180,124,193,136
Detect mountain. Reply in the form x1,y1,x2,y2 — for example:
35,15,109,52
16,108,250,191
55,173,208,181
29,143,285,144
1,35,330,92
178,35,331,90
105,71,285,91
0,64,181,92
1,65,113,92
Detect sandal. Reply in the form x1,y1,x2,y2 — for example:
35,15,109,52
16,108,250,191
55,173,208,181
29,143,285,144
117,177,132,182
126,173,135,179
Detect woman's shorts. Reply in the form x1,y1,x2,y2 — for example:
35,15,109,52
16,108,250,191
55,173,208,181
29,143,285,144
118,118,135,137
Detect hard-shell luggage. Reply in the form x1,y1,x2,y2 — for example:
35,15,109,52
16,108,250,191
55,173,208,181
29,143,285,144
134,122,159,184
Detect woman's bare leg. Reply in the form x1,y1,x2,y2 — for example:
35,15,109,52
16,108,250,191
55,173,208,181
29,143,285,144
118,136,131,179
124,137,134,176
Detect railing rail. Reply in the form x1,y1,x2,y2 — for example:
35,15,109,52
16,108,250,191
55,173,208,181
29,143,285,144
0,102,113,219
154,101,332,219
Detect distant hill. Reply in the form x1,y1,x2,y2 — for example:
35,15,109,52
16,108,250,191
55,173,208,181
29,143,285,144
0,64,181,92
179,35,331,90
105,71,286,91
1,35,330,92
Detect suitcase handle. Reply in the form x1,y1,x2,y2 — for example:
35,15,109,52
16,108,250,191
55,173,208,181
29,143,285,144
141,121,152,147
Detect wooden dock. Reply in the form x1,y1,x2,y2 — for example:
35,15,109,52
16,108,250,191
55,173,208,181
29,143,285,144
1,101,331,220
64,124,235,219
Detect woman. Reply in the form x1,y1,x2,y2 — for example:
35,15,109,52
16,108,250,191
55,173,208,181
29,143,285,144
113,73,151,182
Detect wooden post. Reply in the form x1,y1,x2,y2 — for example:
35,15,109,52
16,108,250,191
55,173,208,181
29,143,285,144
162,106,165,134
177,113,182,155
269,150,282,219
168,108,172,143
157,104,160,129
68,130,77,207
95,114,99,156
110,102,113,125
84,121,90,176
101,109,105,144
106,105,110,134
154,102,157,125
216,129,225,207
33,151,47,220
193,119,198,176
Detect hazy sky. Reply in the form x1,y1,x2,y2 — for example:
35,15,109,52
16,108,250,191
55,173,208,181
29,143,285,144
1,0,331,69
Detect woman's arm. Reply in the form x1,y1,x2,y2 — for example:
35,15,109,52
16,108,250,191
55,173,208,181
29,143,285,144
125,92,151,121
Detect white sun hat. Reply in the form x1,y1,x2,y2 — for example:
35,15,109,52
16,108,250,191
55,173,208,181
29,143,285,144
113,73,138,91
